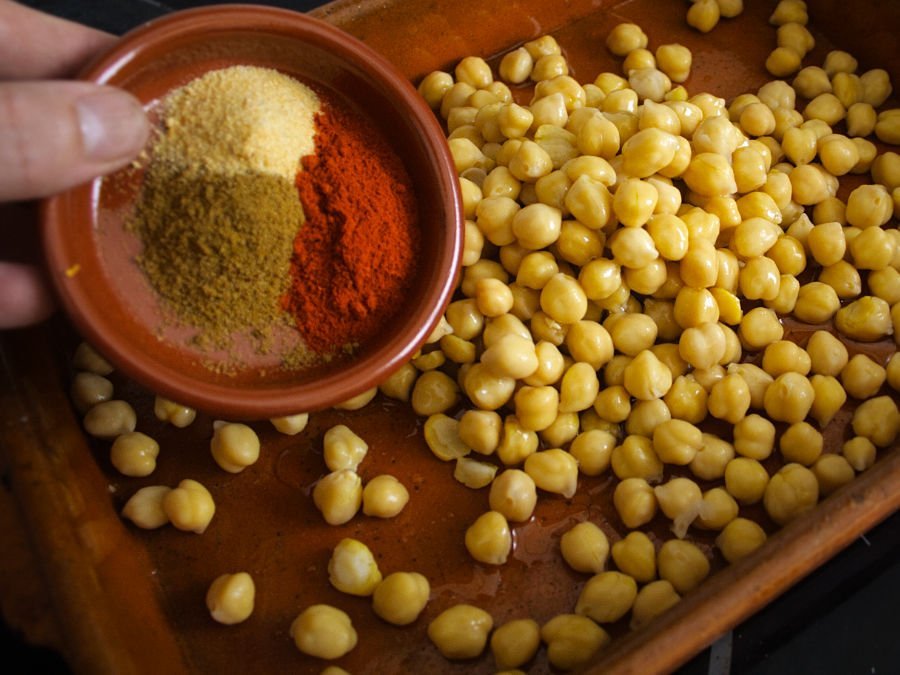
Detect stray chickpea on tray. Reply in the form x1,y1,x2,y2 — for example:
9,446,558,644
4,0,900,673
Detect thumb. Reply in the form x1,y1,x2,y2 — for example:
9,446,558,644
0,81,149,201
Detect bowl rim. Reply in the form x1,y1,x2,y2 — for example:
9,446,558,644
41,3,463,418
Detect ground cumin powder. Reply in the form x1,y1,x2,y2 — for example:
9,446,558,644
129,66,320,352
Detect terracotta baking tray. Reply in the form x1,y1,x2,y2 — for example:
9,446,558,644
1,0,899,673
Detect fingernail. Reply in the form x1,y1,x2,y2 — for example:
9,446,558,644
76,88,149,161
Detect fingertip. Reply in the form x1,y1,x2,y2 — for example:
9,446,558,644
76,87,150,162
0,262,56,329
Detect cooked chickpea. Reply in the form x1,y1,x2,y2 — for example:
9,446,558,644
575,570,637,623
626,399,673,439
163,479,215,534
842,436,877,472
611,530,656,583
623,349,673,400
779,421,823,466
707,373,751,424
764,372,815,423
70,372,113,413
83,400,136,439
664,375,708,424
852,396,900,447
489,469,538,522
458,410,502,455
291,604,357,660
568,429,616,476
560,521,610,574
513,385,559,432
372,572,430,626
313,470,362,526
835,296,893,342
428,604,493,659
206,572,255,625
524,449,579,498
652,419,702,465
841,354,887,400
362,475,409,518
328,538,382,596
380,362,419,401
110,431,159,477
613,477,658,528
465,510,512,565
121,485,171,529
724,457,770,505
716,517,767,564
763,463,819,525
688,433,734,481
630,580,681,630
496,415,540,466
812,454,855,496
499,47,534,84
558,362,600,413
412,370,460,415
654,477,703,537
270,413,309,436
657,539,710,593
687,0,721,33
695,486,739,531
489,618,540,670
72,341,113,375
209,422,260,474
541,614,610,671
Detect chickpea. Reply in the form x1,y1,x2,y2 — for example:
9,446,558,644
206,572,255,625
630,580,681,630
654,477,703,537
83,400,136,440
716,518,767,564
613,477,658,528
70,372,113,413
812,454,855,496
652,419,703,465
568,429,616,476
313,470,362,526
541,614,610,671
291,605,357,660
763,463,819,525
489,469,538,522
465,511,512,565
611,434,664,483
696,487,739,531
575,570,637,623
690,433,735,480
270,412,309,436
163,479,215,534
210,422,260,474
490,618,540,670
764,372,815,423
372,571,430,626
362,475,409,518
428,604,493,660
72,341,113,375
657,539,710,593
842,436,877,472
560,521,610,574
524,449,579,498
852,396,900,447
380,362,419,401
110,431,159,477
810,374,847,428
496,415,539,466
121,485,171,529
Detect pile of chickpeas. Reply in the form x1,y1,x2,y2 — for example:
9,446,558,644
69,0,900,671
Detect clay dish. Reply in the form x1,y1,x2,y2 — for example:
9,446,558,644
42,5,463,419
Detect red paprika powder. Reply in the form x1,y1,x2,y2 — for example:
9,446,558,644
283,99,419,353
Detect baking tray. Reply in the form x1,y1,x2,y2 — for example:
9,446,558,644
1,0,898,673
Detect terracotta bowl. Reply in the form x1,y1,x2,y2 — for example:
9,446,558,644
42,4,463,419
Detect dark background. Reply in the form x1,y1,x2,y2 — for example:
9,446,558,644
5,1,900,673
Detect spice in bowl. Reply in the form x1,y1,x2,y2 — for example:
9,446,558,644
128,64,419,365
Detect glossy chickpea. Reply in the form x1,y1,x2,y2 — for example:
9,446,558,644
110,431,159,477
613,477,658,529
163,479,215,534
121,485,171,530
428,604,493,660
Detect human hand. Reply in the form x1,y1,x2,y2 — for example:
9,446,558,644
0,0,150,329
